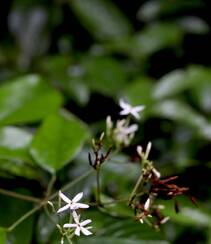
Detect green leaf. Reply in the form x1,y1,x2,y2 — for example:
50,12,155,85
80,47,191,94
101,155,140,197
83,56,127,95
0,228,6,243
153,69,187,100
159,197,211,227
30,110,89,173
178,17,209,34
0,189,34,244
152,99,211,140
191,80,211,113
137,0,204,22
0,74,63,125
123,77,154,117
78,237,169,244
131,22,183,57
153,66,211,100
0,126,32,163
0,126,40,179
70,0,132,40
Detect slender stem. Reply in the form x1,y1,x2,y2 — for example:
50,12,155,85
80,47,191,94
7,203,43,232
0,188,40,203
128,173,143,205
66,235,73,244
44,205,58,225
96,167,101,205
98,206,129,219
46,174,57,198
49,169,93,201
6,170,93,232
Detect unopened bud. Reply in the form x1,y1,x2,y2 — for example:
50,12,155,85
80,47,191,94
100,132,105,141
144,198,151,210
145,142,152,159
160,216,170,224
137,146,143,157
152,168,161,178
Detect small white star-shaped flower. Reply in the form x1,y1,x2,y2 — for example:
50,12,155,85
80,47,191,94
119,99,145,120
63,211,92,236
57,191,89,213
114,119,138,146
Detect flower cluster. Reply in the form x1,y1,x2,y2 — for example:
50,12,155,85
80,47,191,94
106,99,145,148
57,191,92,242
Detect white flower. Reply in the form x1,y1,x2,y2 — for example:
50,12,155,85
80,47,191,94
63,211,92,236
119,99,145,120
57,191,89,213
114,119,138,146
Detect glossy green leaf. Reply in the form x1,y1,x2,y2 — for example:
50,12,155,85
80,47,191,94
70,0,132,40
191,81,211,113
0,228,6,243
30,110,89,173
0,126,32,163
153,69,187,100
36,211,58,244
131,22,183,57
123,77,154,117
0,74,63,125
83,56,127,95
0,126,40,179
78,237,169,244
159,197,211,227
102,155,140,197
137,0,204,22
0,190,34,244
152,99,211,140
0,158,40,179
178,17,209,34
153,66,211,100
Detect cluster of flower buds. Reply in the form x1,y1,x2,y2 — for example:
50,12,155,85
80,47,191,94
88,132,112,170
130,142,164,226
106,99,145,148
53,191,92,243
131,141,191,228
137,142,161,180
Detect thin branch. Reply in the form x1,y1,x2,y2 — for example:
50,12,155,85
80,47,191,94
46,174,57,198
6,170,93,232
0,188,40,203
7,203,43,232
49,169,93,201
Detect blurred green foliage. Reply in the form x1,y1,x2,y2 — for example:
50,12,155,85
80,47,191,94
0,0,211,243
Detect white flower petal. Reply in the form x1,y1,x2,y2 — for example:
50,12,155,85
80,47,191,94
80,219,92,226
59,191,70,203
72,192,83,203
63,223,77,228
57,204,70,213
125,124,138,134
72,203,89,209
133,105,145,112
120,109,130,116
131,111,140,119
119,99,130,110
81,227,93,236
72,211,80,223
75,226,81,236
